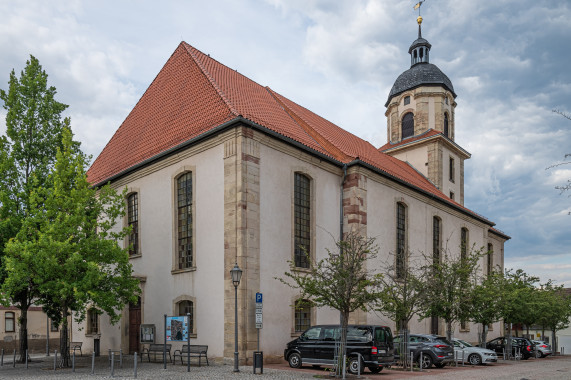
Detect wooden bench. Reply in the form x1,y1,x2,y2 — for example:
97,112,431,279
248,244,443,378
141,344,172,363
70,342,82,357
173,345,209,366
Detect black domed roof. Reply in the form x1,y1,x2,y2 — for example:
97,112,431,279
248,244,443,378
408,37,431,54
385,63,456,107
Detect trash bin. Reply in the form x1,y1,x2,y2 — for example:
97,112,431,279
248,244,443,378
94,336,100,357
253,351,263,374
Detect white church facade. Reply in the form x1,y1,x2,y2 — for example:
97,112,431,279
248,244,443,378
80,21,509,363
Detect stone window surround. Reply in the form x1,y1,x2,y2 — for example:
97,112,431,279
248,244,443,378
86,308,99,336
173,295,197,338
291,168,316,273
5,311,15,332
171,166,197,274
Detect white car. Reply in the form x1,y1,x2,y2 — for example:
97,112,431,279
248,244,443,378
453,338,498,365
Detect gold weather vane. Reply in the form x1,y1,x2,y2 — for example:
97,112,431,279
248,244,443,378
414,1,426,27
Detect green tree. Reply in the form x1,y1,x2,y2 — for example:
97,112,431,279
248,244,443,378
3,126,140,367
468,270,504,346
277,232,382,377
418,247,482,341
547,110,571,197
536,282,571,352
0,55,68,361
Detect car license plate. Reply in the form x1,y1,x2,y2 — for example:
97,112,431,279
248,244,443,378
379,350,386,354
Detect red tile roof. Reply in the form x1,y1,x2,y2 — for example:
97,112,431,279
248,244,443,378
87,42,494,226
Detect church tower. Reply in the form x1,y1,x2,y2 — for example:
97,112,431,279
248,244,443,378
381,15,470,205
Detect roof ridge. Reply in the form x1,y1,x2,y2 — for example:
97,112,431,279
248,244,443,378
265,87,353,163
182,43,240,117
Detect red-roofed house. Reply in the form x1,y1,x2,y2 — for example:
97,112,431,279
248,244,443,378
81,22,509,364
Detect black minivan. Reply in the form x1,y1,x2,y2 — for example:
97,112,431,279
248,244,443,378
284,324,394,374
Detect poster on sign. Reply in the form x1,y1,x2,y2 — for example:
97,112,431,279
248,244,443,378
166,316,189,341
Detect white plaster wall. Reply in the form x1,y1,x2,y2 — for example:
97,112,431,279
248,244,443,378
391,146,429,177
79,143,225,356
258,144,341,357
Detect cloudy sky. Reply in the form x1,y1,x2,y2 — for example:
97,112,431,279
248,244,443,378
1,0,570,286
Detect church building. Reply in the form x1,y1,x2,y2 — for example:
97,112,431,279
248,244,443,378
82,17,509,363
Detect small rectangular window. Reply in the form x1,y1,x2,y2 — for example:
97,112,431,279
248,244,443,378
50,319,59,332
404,96,410,105
449,191,454,201
87,309,99,335
5,312,15,332
449,157,455,182
294,299,311,332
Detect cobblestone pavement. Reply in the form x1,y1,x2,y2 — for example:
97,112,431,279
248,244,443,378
0,354,570,379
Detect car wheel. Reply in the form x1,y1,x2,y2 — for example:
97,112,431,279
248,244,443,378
348,357,363,374
288,353,302,368
434,363,446,368
468,353,482,365
368,365,383,373
536,351,543,358
417,353,433,369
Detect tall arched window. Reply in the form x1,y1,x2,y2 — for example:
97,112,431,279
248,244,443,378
461,228,469,261
396,202,407,278
294,173,311,268
294,299,311,333
127,193,139,256
432,217,441,264
401,113,414,139
177,172,193,269
444,112,449,137
487,243,494,276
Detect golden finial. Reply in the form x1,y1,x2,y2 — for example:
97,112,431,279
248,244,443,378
417,15,423,25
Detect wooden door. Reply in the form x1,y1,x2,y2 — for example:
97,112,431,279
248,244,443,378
129,298,141,354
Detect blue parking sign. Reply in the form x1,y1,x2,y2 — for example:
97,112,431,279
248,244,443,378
256,292,262,303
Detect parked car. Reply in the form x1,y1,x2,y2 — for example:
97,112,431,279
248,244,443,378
452,338,498,365
284,324,394,374
532,340,553,358
393,333,455,369
486,337,535,360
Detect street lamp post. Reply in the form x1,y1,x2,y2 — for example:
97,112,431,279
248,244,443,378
230,263,243,372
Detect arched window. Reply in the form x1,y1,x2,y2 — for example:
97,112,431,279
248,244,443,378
444,112,449,137
432,217,441,264
177,172,193,269
461,228,469,261
294,173,311,268
127,193,139,256
294,299,311,333
177,300,194,334
487,243,494,276
401,113,414,139
396,202,407,278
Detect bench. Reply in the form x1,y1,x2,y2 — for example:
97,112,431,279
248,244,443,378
70,342,82,357
141,344,172,363
173,345,209,366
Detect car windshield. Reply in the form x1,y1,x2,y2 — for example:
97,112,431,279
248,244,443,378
457,339,473,347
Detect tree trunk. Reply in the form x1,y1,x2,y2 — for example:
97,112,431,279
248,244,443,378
337,311,350,378
59,305,70,367
552,329,557,355
480,323,488,348
446,320,453,341
400,319,410,369
18,304,28,363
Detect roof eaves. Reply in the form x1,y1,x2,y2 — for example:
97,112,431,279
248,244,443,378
382,131,471,159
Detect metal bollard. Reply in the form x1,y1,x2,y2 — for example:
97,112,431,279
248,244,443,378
134,352,138,379
410,352,414,372
111,352,115,377
26,349,28,369
342,354,346,379
91,352,95,375
356,352,362,378
120,349,123,368
419,352,423,372
73,350,76,372
1,348,3,366
54,350,57,370
13,349,16,368
462,350,465,366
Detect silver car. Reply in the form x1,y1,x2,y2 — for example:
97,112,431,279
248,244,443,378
453,338,498,365
532,340,553,358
